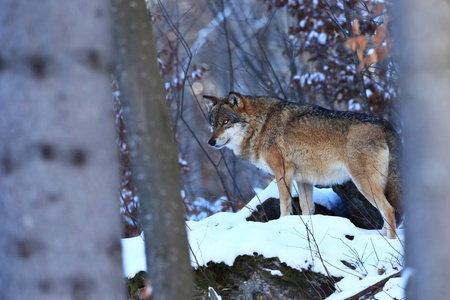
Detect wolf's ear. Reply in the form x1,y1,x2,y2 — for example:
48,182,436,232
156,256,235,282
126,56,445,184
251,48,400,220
228,92,245,110
203,95,218,112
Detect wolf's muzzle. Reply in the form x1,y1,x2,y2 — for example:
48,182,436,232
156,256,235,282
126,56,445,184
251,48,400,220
208,139,216,147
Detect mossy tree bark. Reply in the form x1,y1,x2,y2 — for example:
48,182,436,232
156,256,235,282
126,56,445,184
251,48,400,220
111,0,193,299
0,1,124,299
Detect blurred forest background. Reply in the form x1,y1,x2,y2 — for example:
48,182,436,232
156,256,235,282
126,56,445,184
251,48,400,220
118,0,399,237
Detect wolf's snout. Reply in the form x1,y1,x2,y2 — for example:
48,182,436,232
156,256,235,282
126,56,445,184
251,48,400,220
208,139,216,147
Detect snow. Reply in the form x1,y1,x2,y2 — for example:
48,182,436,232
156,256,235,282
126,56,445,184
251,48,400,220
185,196,231,221
122,181,405,299
299,72,326,87
374,277,406,300
318,32,328,44
209,287,222,300
121,233,147,277
263,268,283,276
307,30,319,43
349,99,362,111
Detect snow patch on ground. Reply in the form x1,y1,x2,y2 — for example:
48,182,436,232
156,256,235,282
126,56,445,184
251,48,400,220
122,182,405,299
121,234,146,276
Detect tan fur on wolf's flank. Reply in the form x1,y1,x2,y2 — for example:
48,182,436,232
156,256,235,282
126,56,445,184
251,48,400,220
203,92,402,239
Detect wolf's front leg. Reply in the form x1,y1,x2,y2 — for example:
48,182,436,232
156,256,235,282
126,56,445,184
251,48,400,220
275,169,294,217
297,182,314,215
279,195,292,217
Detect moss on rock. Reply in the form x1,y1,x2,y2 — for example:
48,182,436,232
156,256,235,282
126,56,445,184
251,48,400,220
194,254,340,299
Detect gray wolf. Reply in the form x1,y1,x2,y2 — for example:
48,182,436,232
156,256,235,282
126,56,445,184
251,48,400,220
203,92,402,239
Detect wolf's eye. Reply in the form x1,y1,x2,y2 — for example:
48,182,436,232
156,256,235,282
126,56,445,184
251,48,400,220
223,119,229,125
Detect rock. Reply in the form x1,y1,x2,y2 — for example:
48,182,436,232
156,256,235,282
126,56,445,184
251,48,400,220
247,197,336,223
194,254,338,299
246,183,388,231
125,271,151,300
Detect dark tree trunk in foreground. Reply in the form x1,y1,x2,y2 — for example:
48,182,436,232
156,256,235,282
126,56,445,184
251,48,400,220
0,1,124,299
111,0,194,298
397,0,450,298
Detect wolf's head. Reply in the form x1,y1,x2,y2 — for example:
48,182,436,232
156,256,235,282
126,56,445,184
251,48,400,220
202,92,249,153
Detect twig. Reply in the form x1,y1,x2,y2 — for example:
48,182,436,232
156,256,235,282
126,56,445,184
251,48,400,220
344,270,402,300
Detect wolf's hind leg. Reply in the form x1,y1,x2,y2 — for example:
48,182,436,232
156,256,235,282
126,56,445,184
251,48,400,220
296,182,314,215
347,147,397,239
351,175,396,238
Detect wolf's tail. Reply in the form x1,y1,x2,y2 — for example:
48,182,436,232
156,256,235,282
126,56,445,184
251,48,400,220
385,123,403,225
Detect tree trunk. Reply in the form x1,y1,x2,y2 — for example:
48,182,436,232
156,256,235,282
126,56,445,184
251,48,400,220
397,0,450,298
111,0,194,298
0,1,124,299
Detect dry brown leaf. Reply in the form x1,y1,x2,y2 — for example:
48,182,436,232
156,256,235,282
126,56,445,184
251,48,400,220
375,45,391,63
364,51,378,67
346,36,366,53
346,37,357,52
356,36,367,53
373,3,386,15
373,14,390,45
352,20,360,35
373,24,386,45
356,48,363,63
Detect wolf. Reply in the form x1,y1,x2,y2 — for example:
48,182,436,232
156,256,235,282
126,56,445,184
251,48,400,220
203,92,402,239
